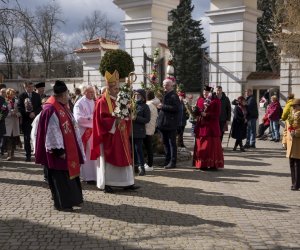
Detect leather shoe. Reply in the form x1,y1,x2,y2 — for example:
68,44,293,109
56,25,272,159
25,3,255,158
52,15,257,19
104,185,114,193
291,186,299,191
123,185,140,191
164,163,176,169
86,180,96,185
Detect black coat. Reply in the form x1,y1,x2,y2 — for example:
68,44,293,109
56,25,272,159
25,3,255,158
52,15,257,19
246,95,258,120
0,96,8,136
157,90,180,131
231,105,247,140
132,101,150,139
18,91,42,125
219,92,231,122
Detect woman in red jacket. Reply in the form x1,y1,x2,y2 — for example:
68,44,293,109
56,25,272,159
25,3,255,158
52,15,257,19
192,86,224,170
266,95,281,142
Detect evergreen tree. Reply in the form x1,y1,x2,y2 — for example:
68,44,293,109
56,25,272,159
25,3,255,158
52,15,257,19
168,0,206,92
256,0,280,73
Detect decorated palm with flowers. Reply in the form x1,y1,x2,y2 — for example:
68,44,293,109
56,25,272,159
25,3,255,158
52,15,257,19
112,72,138,120
287,110,300,138
112,83,132,119
0,101,8,121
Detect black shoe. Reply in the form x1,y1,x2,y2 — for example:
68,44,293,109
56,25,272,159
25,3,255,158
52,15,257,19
138,166,146,176
164,163,176,169
291,186,299,191
104,185,114,193
123,185,140,191
25,157,31,162
199,167,208,171
244,144,250,149
250,145,256,148
233,147,237,151
274,139,280,142
134,166,139,174
56,207,73,212
160,161,170,167
86,180,96,185
240,147,246,152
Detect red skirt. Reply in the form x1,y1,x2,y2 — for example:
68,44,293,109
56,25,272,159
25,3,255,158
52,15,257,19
193,137,224,169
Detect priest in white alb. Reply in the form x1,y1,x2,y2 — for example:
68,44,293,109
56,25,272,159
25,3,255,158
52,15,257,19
74,86,97,184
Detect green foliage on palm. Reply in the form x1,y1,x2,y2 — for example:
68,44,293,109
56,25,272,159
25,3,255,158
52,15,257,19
99,49,135,79
168,0,206,92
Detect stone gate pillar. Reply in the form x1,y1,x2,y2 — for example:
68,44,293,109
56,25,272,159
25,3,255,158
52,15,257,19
206,0,262,100
113,0,179,85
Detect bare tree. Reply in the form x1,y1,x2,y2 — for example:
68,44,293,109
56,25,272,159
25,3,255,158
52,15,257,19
80,10,121,42
272,0,300,59
81,10,106,41
15,25,35,77
0,9,21,78
21,2,64,77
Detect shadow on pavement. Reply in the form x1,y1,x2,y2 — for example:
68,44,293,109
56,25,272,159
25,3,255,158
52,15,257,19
0,219,133,249
117,179,289,213
152,166,290,182
80,201,236,228
0,165,43,175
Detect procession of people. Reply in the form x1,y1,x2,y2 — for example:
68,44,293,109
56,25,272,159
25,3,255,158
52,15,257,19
0,68,299,212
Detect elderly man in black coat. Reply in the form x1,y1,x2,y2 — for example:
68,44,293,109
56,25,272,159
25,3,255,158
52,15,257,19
18,81,42,161
157,79,180,169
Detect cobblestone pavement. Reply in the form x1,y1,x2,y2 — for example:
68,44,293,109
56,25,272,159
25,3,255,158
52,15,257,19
0,131,299,250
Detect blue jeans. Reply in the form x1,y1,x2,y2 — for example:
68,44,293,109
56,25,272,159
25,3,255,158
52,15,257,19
246,118,257,146
133,138,145,167
270,120,280,140
160,129,177,165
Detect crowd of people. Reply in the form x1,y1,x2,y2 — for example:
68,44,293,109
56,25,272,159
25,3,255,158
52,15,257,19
0,74,299,211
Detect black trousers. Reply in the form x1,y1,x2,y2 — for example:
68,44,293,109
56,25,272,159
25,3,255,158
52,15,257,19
290,158,300,189
160,129,177,165
219,120,226,142
22,122,32,159
143,135,153,167
234,139,243,149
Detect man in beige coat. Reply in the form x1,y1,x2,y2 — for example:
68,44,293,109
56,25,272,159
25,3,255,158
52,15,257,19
283,98,300,191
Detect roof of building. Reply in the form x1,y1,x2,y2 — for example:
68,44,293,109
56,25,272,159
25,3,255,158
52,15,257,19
82,37,119,46
247,72,280,80
74,48,101,54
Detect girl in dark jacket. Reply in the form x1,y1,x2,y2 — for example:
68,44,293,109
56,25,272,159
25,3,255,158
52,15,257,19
132,89,151,176
231,96,247,152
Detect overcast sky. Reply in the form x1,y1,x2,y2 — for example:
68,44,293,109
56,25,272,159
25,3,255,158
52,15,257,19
9,0,211,48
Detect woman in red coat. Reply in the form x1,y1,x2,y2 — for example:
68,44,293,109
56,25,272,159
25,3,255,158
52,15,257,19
193,86,224,170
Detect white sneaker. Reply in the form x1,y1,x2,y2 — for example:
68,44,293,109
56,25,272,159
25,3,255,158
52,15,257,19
144,163,154,172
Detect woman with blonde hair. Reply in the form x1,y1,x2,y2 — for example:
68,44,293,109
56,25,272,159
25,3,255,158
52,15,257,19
4,88,21,160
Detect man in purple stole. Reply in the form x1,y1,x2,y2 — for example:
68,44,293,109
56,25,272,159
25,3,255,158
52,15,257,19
35,80,85,212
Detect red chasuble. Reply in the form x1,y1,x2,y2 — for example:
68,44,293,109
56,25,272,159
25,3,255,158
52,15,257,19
91,94,132,167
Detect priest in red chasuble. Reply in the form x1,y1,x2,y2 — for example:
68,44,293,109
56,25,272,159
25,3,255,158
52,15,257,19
91,70,138,193
193,86,224,170
35,80,85,211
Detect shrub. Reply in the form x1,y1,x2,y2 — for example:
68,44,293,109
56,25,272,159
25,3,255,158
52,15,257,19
99,49,135,79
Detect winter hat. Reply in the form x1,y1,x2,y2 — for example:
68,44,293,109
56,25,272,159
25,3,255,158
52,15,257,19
53,80,68,94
